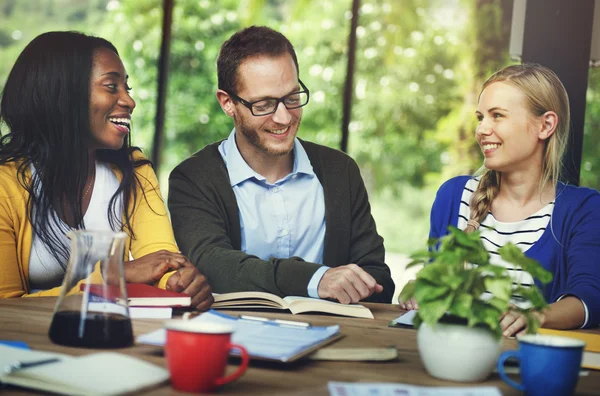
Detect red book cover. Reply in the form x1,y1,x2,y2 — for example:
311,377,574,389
82,283,191,307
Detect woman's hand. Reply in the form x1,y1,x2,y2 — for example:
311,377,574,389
500,309,546,337
124,250,187,284
398,297,419,310
166,264,214,312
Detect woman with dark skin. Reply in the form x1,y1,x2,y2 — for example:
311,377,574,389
0,31,213,310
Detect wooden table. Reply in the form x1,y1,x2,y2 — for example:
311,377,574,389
1,298,598,395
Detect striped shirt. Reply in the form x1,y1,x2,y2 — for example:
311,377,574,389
457,178,553,304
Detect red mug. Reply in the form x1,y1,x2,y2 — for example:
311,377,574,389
165,320,249,393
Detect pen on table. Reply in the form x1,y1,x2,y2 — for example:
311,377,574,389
239,315,311,328
5,358,61,374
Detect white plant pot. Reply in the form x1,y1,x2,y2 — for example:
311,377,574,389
418,321,502,382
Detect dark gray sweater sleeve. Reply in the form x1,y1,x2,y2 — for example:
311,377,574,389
168,152,321,298
346,158,395,303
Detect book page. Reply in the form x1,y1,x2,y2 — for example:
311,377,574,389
213,291,288,308
282,296,373,318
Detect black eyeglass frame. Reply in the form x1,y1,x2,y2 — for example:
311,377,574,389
227,79,310,116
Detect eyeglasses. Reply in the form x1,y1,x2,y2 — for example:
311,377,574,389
227,79,310,116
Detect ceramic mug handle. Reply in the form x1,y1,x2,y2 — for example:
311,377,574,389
214,343,250,386
497,350,526,392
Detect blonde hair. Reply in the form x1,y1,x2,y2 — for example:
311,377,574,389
465,63,570,232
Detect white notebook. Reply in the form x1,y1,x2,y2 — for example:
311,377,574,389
0,345,169,395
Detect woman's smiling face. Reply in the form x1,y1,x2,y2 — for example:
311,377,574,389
475,81,546,174
88,47,135,151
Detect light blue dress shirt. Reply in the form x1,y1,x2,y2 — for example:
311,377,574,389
218,129,328,298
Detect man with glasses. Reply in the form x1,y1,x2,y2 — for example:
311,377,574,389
168,26,394,304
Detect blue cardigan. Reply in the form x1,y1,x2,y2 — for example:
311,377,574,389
430,176,600,328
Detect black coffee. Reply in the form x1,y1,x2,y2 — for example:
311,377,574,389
48,311,133,348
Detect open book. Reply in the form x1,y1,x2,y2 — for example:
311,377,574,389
212,291,374,319
0,345,169,395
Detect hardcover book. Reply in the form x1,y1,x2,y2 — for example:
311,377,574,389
83,283,191,307
538,328,600,370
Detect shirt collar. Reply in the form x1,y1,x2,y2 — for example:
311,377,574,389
222,128,316,187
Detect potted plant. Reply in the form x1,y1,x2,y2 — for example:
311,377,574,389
400,226,552,382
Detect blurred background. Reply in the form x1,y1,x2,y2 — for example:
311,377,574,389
1,0,598,272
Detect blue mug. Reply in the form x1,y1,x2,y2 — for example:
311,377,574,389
497,334,585,396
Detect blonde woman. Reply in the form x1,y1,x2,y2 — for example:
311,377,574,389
404,64,600,336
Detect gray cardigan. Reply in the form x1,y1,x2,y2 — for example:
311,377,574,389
168,139,394,303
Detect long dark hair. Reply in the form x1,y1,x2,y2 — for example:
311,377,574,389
0,31,151,266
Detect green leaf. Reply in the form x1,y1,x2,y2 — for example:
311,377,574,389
409,249,432,261
406,259,427,269
414,280,450,303
476,264,507,276
484,277,512,301
399,280,417,302
448,293,473,318
419,293,453,326
525,311,541,334
465,245,490,266
498,244,553,284
456,269,479,294
486,296,509,313
413,312,423,329
427,238,439,248
470,300,502,334
451,226,479,248
415,263,448,286
514,286,548,311
440,273,464,290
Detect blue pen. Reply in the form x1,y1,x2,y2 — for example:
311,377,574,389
5,358,61,374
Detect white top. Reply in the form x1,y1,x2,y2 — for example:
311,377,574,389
458,177,589,326
29,162,122,291
457,178,553,302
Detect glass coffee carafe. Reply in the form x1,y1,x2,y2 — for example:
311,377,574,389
48,230,133,348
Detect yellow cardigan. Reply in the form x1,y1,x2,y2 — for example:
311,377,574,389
0,154,176,298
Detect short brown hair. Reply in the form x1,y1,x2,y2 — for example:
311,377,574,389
217,26,299,94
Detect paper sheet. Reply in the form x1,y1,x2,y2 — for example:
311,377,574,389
328,382,502,396
390,310,417,327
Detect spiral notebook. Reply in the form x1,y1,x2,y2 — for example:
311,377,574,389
137,310,343,362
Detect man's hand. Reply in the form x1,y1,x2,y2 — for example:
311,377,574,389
123,250,187,284
317,264,383,304
167,265,214,312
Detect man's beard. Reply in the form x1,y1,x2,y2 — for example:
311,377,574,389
238,118,300,157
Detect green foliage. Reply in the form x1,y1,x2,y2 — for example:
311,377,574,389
399,226,552,338
98,0,464,191
582,67,600,190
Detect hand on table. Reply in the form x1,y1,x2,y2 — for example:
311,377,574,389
500,309,545,337
398,297,419,311
166,264,214,312
317,264,383,304
124,250,187,284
